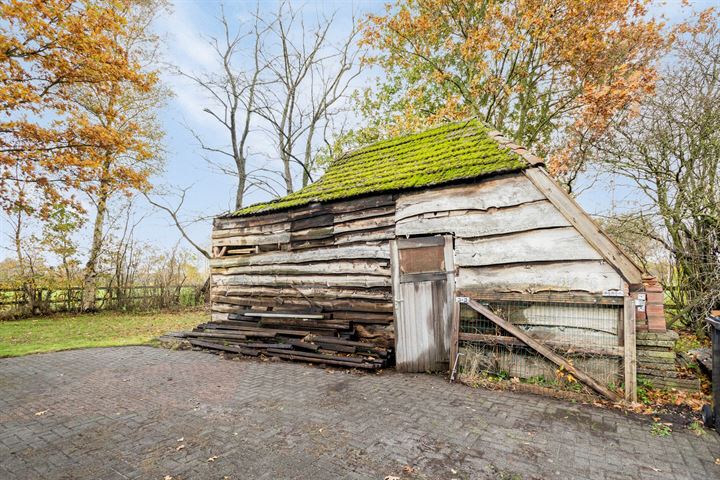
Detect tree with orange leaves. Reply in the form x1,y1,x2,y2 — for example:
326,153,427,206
0,0,154,215
0,0,166,310
359,0,668,186
67,0,167,310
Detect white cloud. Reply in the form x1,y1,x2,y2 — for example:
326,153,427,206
152,0,222,124
158,1,217,72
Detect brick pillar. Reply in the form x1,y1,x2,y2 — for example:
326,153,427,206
643,275,666,333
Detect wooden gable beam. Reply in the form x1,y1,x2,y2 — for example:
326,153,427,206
523,167,644,285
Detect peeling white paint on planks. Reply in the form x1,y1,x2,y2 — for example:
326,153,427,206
396,201,570,238
456,261,624,294
454,227,602,267
395,174,545,221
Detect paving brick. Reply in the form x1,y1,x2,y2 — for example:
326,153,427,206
0,346,718,479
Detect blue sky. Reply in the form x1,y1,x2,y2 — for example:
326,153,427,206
1,0,715,263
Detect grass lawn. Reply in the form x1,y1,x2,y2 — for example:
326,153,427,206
0,309,205,358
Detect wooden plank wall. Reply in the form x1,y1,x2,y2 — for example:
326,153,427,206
396,173,626,380
209,172,630,372
395,174,625,295
210,194,397,349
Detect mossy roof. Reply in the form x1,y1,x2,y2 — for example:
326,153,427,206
231,119,531,217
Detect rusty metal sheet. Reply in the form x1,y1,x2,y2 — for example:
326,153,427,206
399,245,445,274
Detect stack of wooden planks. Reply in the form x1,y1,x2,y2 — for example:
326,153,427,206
208,193,398,362
183,309,391,369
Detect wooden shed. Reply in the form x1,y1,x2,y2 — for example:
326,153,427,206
203,120,652,398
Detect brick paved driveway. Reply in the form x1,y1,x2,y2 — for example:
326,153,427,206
1,347,718,480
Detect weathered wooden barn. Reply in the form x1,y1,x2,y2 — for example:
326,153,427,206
197,119,660,400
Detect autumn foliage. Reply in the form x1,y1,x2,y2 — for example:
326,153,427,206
360,0,668,179
0,0,158,218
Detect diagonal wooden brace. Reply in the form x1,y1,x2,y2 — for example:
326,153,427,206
463,297,620,402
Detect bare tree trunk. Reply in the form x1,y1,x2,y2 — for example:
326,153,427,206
12,208,38,315
82,168,111,312
282,152,293,194
302,122,316,188
235,160,246,210
181,4,360,205
179,7,263,210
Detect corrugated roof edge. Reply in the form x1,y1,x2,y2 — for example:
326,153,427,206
220,120,546,218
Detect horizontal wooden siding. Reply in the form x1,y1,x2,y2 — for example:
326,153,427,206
210,194,396,348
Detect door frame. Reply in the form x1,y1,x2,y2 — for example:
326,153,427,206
390,234,455,372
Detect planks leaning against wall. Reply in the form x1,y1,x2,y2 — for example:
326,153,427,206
210,193,397,351
198,114,648,396
205,168,641,381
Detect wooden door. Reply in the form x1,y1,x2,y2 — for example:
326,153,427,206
390,236,455,372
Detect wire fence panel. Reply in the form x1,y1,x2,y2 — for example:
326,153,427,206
458,295,624,391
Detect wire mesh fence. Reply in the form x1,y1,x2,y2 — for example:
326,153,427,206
457,295,625,392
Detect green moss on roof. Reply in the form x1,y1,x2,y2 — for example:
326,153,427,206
233,119,529,217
